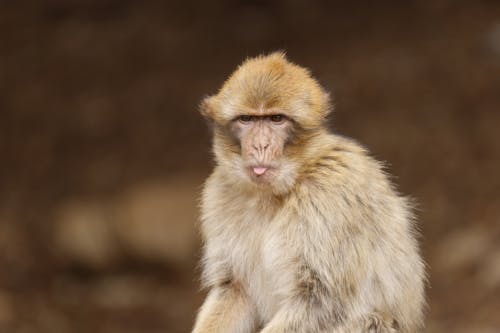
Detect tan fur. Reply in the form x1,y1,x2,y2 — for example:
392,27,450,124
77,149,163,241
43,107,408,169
193,52,426,333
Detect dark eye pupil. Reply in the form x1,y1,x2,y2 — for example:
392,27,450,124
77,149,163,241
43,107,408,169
240,115,252,122
271,115,283,122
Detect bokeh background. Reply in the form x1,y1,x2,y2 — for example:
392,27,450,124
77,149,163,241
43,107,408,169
1,1,500,332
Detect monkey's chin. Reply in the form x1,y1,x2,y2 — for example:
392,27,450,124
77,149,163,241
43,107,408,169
241,166,277,189
244,165,298,195
249,168,275,183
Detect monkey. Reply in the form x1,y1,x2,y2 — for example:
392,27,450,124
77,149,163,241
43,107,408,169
192,52,425,333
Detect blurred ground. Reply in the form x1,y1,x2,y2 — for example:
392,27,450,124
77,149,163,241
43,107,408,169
1,1,500,332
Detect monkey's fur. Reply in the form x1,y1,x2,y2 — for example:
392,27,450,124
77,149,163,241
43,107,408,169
193,53,425,333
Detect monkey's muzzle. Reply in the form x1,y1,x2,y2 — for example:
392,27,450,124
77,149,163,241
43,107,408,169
253,167,268,175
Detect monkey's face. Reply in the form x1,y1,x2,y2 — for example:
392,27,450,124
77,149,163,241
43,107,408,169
201,52,332,193
229,113,295,185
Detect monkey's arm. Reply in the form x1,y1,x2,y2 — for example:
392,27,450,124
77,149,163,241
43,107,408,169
260,310,396,333
192,284,257,333
258,261,397,333
260,188,399,333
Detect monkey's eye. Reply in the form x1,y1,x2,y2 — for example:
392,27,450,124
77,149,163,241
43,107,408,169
238,115,253,123
270,114,285,123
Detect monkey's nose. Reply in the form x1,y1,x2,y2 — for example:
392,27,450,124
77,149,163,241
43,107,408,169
252,143,269,152
253,167,268,175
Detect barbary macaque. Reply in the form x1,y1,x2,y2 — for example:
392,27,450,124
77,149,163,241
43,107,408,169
193,52,425,333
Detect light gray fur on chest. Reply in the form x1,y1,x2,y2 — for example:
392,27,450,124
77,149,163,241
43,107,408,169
224,207,291,322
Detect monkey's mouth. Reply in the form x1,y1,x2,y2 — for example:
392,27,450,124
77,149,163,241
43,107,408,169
248,165,275,180
253,166,268,175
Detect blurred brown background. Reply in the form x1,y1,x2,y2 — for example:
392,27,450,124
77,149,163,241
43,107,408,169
1,1,500,332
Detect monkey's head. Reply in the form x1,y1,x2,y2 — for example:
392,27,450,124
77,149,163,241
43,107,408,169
201,52,332,194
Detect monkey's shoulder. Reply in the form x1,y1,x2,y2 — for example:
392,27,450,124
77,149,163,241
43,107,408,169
304,135,388,186
295,134,410,220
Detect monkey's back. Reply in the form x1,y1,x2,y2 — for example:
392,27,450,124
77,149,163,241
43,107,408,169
199,133,426,332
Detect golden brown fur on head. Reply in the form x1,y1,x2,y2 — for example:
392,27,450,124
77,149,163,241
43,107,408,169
201,52,332,195
201,52,331,128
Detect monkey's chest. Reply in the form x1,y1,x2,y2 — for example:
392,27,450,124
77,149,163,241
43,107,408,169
226,219,290,322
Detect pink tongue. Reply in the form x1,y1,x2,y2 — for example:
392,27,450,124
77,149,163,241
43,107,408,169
253,167,267,175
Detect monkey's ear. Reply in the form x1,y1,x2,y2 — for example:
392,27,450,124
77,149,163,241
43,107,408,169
199,96,216,119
